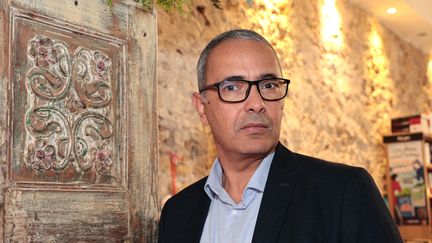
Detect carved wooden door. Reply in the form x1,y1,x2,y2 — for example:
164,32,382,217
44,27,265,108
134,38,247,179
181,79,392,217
0,0,158,242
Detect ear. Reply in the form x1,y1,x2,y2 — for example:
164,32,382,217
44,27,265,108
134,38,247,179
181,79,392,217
192,92,209,125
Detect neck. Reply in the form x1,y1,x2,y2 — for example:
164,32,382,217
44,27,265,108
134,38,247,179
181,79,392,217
218,154,267,204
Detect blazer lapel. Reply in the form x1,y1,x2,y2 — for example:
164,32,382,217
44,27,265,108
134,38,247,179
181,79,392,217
183,182,211,243
252,143,301,243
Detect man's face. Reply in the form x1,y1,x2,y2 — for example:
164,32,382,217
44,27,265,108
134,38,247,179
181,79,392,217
193,39,285,159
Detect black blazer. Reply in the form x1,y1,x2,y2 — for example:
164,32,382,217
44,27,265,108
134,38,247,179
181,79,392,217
158,143,403,243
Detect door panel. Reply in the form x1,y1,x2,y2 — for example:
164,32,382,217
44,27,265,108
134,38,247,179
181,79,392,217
4,190,129,241
1,1,158,242
10,9,126,186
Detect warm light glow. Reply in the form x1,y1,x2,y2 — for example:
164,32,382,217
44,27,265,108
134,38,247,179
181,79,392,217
386,8,397,14
366,25,390,88
245,0,292,57
369,29,385,69
370,31,383,50
322,52,350,94
261,0,287,9
427,56,432,82
321,0,344,50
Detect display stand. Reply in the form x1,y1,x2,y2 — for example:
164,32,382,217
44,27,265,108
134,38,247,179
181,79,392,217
384,132,432,242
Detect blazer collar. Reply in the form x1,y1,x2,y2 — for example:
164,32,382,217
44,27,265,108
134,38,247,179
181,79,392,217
252,142,301,243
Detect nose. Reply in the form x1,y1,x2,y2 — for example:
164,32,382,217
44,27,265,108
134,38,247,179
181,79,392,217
244,85,266,113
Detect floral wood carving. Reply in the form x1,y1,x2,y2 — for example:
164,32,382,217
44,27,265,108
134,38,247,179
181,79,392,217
24,35,117,185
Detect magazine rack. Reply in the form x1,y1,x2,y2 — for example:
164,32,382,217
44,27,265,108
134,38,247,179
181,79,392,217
384,132,432,242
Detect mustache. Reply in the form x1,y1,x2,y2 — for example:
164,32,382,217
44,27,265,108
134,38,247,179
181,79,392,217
237,114,272,129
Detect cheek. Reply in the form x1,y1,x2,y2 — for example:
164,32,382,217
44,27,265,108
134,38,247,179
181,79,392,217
269,103,284,120
212,107,241,133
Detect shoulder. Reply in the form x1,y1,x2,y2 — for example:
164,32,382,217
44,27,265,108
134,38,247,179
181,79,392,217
296,152,367,176
159,177,210,242
162,176,209,212
273,144,372,189
292,153,382,206
296,153,372,187
275,143,368,181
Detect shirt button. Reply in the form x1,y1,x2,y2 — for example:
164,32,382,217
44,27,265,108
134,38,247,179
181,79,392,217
231,209,237,214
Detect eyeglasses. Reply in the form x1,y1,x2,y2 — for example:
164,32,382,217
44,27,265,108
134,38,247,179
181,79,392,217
199,77,290,103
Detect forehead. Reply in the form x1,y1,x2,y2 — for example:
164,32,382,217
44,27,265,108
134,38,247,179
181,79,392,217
206,39,281,80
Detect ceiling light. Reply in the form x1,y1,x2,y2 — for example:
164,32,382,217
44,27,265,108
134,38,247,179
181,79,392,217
386,8,397,14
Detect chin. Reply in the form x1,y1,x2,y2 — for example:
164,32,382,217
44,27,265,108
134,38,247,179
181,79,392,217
237,139,277,155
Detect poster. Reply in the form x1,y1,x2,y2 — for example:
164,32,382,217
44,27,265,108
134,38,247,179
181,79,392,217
387,140,428,225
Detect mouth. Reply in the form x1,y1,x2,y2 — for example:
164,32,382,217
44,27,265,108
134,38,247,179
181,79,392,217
240,122,270,133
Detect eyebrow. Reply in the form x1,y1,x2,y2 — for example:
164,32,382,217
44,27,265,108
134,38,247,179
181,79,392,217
223,73,280,81
260,73,279,79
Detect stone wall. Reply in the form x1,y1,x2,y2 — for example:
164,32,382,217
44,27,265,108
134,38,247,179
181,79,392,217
157,0,432,203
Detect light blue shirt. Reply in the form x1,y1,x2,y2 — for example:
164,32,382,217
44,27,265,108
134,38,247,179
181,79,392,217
200,152,274,243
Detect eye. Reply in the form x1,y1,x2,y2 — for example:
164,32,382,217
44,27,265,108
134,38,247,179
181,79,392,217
261,80,280,89
219,81,242,92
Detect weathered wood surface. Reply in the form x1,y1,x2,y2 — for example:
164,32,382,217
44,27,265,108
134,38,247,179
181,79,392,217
4,190,130,242
127,6,159,242
1,0,9,242
1,0,158,242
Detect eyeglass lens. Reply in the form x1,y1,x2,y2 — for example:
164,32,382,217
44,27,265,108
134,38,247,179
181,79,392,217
218,79,288,102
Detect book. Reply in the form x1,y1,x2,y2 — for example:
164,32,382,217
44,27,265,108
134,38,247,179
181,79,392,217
391,113,432,134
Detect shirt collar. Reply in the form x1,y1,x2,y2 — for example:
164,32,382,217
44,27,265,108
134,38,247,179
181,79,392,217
204,152,275,200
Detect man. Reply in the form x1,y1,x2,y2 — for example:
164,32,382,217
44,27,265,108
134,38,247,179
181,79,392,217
158,29,403,243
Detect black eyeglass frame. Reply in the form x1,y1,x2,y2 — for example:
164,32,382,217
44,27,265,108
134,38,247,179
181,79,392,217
199,77,291,103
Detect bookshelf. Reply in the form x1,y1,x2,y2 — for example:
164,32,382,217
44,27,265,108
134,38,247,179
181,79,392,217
384,132,432,242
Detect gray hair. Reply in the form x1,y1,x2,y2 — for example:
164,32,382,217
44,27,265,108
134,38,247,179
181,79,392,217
196,29,281,91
